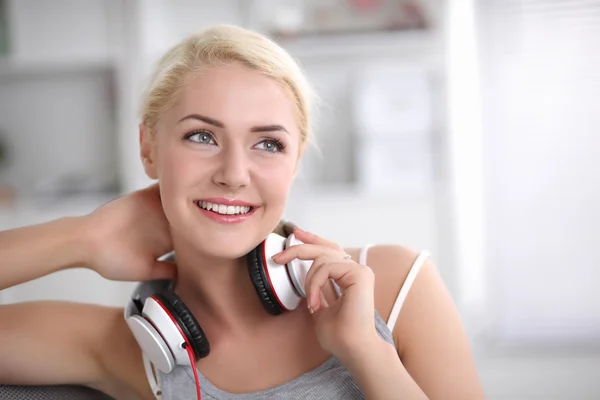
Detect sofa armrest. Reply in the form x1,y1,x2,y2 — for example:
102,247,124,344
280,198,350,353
0,384,115,399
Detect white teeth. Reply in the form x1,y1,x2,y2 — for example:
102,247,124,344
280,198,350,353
197,201,252,215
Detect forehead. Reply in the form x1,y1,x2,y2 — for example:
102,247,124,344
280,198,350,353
164,64,298,131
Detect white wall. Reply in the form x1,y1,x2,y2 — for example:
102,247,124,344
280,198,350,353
285,186,439,254
445,0,485,326
478,0,600,346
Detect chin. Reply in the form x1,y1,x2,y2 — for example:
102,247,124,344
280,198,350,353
206,232,262,258
191,220,280,260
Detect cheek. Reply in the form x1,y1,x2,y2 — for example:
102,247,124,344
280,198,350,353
155,138,198,184
154,139,200,217
255,157,297,204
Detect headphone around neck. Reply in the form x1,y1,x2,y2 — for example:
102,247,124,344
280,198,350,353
124,227,315,375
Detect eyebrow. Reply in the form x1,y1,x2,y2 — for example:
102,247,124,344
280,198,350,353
177,113,289,134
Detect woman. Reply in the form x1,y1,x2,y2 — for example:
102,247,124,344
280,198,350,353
0,25,485,399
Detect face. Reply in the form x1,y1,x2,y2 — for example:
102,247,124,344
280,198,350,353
140,63,301,259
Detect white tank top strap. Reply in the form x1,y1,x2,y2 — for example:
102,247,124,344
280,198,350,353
386,250,430,331
358,244,373,266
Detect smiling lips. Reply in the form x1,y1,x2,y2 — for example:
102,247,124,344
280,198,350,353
195,198,258,223
198,201,252,215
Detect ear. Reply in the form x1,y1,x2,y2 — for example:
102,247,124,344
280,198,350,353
139,122,158,180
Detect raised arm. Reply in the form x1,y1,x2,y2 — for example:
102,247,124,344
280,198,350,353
0,184,175,290
0,216,87,290
0,184,176,398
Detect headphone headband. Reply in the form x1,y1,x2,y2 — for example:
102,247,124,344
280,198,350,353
124,279,174,319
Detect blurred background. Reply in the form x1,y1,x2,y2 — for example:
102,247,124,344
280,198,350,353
0,0,598,398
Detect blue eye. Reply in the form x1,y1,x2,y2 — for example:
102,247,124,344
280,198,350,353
255,139,285,153
184,131,216,145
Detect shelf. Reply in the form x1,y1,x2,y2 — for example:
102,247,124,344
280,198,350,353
274,30,438,62
0,54,114,77
144,30,441,67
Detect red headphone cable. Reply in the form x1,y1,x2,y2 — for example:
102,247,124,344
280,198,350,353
183,343,202,400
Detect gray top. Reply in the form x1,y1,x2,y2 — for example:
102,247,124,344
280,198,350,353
156,310,395,400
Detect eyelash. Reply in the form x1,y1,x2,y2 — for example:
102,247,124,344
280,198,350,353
182,130,286,153
183,130,215,144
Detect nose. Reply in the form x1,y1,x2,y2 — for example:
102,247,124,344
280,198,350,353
212,145,251,190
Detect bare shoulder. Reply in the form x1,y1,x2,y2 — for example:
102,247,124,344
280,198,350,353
345,245,427,340
346,244,486,399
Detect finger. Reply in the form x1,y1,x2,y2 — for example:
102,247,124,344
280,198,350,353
304,254,329,285
293,228,343,251
272,243,342,265
148,260,178,280
303,253,338,290
318,290,330,312
303,254,342,310
306,261,363,310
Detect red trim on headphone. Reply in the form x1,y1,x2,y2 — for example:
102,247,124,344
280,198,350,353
144,315,165,341
261,243,289,311
147,296,203,399
150,295,197,360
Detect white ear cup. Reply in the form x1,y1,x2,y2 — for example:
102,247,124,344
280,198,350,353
126,314,175,373
262,233,314,311
143,297,196,367
262,233,302,310
126,297,196,373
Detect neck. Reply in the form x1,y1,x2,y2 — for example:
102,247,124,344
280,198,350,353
172,244,271,333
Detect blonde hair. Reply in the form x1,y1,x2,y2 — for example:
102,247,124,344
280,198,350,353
140,24,316,147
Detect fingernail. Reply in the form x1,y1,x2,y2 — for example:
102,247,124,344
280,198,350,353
271,251,283,260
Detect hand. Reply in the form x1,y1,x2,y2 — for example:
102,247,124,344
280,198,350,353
81,184,176,282
272,228,381,358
